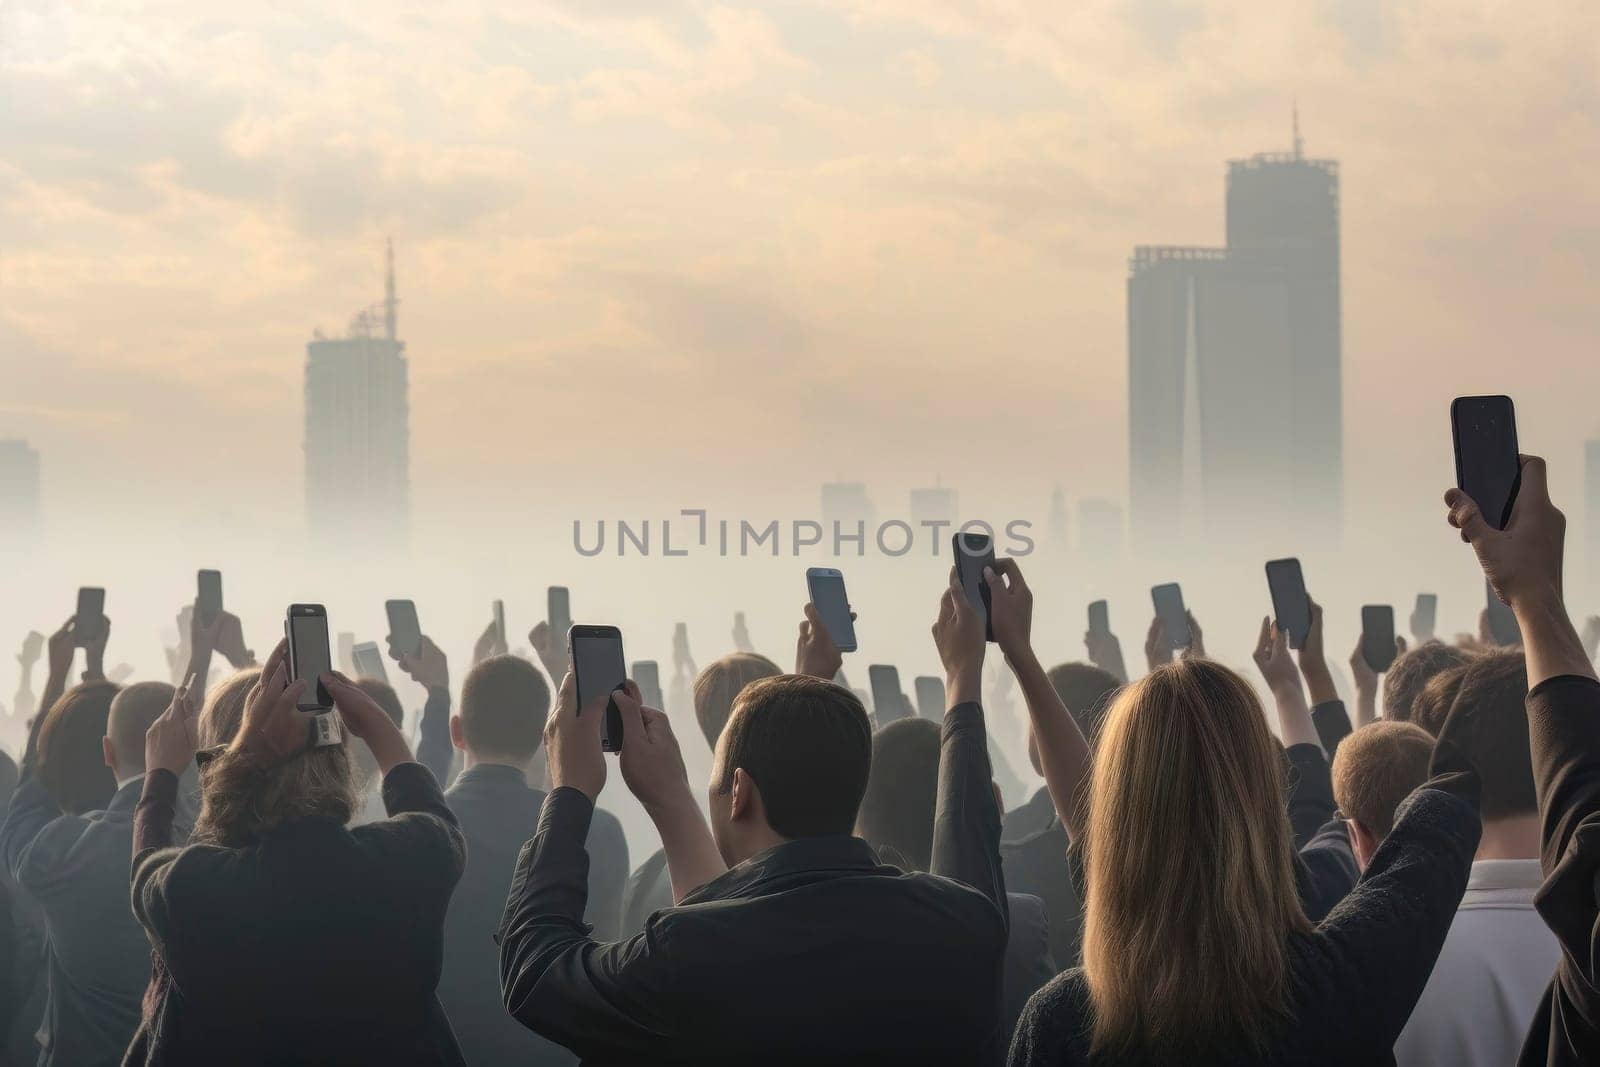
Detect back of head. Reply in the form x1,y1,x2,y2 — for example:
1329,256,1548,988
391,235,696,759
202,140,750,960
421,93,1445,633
1410,665,1469,737
1331,721,1434,840
716,674,871,838
1045,662,1122,749
192,740,359,848
107,681,176,776
38,681,120,814
856,717,941,871
459,654,549,762
1442,649,1534,820
694,652,782,751
1082,659,1309,1056
198,668,261,749
1383,641,1473,723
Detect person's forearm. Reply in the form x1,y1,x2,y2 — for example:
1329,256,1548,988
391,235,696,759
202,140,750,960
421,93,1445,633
1354,685,1377,728
929,702,1007,916
183,646,215,695
647,794,727,903
133,769,181,856
1301,658,1337,708
39,665,69,730
1274,685,1321,751
1009,645,1092,842
416,686,454,785
367,726,415,777
1514,593,1598,689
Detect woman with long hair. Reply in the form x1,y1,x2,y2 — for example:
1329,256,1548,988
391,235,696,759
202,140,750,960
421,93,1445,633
125,639,466,1065
986,560,1482,1064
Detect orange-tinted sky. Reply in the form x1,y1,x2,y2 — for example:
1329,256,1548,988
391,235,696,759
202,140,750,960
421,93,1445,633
2,0,1597,536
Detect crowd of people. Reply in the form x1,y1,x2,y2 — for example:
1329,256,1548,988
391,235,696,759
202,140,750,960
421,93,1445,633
2,456,1600,1065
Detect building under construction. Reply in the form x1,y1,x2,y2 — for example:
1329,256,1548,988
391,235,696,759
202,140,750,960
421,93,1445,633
304,240,410,547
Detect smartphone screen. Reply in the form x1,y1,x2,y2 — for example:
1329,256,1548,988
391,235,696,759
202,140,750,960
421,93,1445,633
631,660,662,708
1361,605,1397,673
1265,559,1311,649
493,599,506,647
197,570,223,625
952,531,997,642
1486,580,1522,647
805,568,858,652
352,641,389,685
1088,600,1110,636
1150,583,1191,651
385,599,422,659
75,587,105,646
1414,593,1438,638
287,604,333,711
1452,395,1521,530
914,676,945,719
548,587,572,639
869,664,907,723
571,625,625,752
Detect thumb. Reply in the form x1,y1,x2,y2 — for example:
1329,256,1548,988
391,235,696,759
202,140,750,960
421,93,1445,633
612,685,646,750
1515,454,1549,509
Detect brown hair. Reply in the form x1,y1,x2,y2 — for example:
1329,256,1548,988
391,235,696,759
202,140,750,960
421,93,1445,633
1331,722,1434,839
856,717,941,870
107,681,176,776
1410,665,1469,737
37,681,120,813
198,669,261,749
1383,641,1473,723
459,655,548,761
191,713,359,848
1081,659,1310,1056
1440,649,1534,820
693,653,782,751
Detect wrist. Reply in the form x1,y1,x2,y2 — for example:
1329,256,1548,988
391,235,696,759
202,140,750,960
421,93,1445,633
945,665,982,707
642,783,699,822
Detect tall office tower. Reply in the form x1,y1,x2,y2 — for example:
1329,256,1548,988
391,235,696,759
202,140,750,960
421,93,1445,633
909,484,958,528
0,439,41,538
1047,485,1070,552
821,482,875,531
1128,115,1341,550
304,239,410,548
1078,497,1124,559
1587,439,1600,598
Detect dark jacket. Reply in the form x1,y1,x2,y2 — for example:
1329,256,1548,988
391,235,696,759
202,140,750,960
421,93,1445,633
1003,891,1056,1036
0,774,152,1067
126,762,466,1065
619,846,672,937
1003,786,1056,843
1518,675,1600,1066
1008,735,1482,1066
441,762,628,1066
1285,741,1360,922
498,702,1011,1064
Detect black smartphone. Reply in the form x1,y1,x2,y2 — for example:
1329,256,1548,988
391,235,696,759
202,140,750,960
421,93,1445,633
352,640,389,684
869,664,908,723
493,599,506,648
914,676,945,719
1088,599,1110,636
385,599,422,659
952,531,997,642
570,624,625,753
1414,593,1437,639
1265,558,1311,649
1451,395,1521,530
1486,580,1521,646
1150,583,1191,651
286,604,333,711
548,586,572,640
631,660,663,709
197,569,223,626
1360,605,1397,673
74,586,105,646
805,567,858,653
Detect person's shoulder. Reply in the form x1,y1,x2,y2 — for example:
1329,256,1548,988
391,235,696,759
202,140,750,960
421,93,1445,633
1013,968,1094,1063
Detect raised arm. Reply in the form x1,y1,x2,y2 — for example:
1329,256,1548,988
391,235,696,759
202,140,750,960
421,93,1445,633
1296,599,1353,755
1253,617,1320,751
390,635,454,785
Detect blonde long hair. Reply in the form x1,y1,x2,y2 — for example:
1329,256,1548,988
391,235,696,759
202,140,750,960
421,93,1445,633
1081,659,1311,1056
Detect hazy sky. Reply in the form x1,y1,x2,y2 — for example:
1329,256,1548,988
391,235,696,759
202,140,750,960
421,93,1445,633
2,0,1598,536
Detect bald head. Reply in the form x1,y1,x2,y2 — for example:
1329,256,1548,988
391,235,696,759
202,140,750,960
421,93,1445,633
106,681,175,776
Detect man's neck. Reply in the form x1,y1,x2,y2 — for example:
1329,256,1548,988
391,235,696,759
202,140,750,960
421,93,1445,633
114,770,147,790
730,827,789,865
1476,811,1541,861
463,752,529,778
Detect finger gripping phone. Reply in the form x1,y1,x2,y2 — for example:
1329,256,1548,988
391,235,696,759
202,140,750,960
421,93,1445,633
385,599,422,659
952,531,997,643
75,587,105,646
805,567,858,652
1150,583,1190,650
286,604,333,711
1361,605,1397,673
570,624,625,753
1451,395,1521,530
1265,559,1311,650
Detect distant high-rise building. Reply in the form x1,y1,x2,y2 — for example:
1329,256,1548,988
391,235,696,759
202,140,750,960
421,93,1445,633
909,484,958,528
1586,439,1600,594
1048,485,1070,551
1078,497,1124,558
1128,115,1341,549
305,239,410,546
821,482,875,530
0,439,41,536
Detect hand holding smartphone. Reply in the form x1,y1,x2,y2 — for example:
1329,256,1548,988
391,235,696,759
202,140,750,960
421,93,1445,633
570,624,625,753
1451,395,1521,530
196,570,223,627
1360,606,1398,673
286,604,333,712
1265,559,1311,649
952,531,997,642
75,587,106,646
805,567,858,652
1150,583,1191,651
385,599,422,660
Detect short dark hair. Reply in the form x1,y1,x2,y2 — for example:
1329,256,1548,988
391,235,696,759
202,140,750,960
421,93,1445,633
856,717,941,871
1410,665,1469,737
716,675,871,839
1441,649,1534,820
1046,662,1123,746
353,678,405,730
37,681,120,814
694,653,782,751
1383,642,1474,723
459,655,548,761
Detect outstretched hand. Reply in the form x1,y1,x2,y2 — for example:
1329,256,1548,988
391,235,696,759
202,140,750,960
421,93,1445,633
528,622,567,685
933,567,985,706
613,682,693,813
231,639,311,763
473,619,507,665
1253,617,1303,698
1445,455,1564,612
545,670,610,802
985,559,1033,661
146,678,201,775
325,670,412,774
392,635,449,691
796,602,850,680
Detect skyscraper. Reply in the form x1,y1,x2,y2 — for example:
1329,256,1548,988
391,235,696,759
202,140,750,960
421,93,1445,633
0,439,41,538
909,484,958,528
304,240,410,547
1127,116,1341,549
